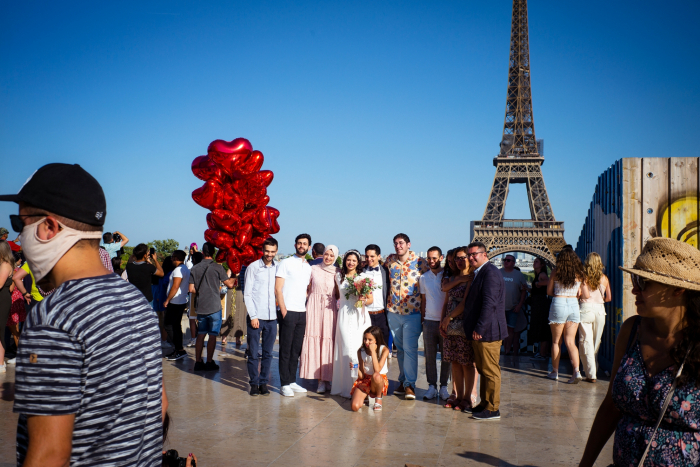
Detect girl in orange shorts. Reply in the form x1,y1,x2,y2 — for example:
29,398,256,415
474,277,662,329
351,326,390,412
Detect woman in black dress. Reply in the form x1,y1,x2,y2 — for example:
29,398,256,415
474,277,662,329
528,257,551,360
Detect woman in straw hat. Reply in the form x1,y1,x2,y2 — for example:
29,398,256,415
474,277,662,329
580,238,700,467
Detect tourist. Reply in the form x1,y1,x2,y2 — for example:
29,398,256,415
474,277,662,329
230,264,247,348
275,233,313,397
0,227,21,252
163,250,190,361
100,230,129,258
440,247,478,410
111,256,123,275
547,248,589,383
188,242,236,371
243,237,279,397
186,251,203,347
126,243,164,306
309,242,325,266
98,246,114,272
154,255,175,344
6,252,27,361
578,252,611,382
579,238,700,467
300,245,339,393
331,249,372,398
420,246,451,401
0,241,14,371
185,243,198,269
500,254,528,355
12,260,44,310
528,257,551,361
362,244,390,345
462,241,507,420
350,326,390,412
1,163,164,464
384,233,428,400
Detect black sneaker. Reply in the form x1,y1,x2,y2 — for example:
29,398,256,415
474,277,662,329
250,385,260,396
204,360,219,371
193,361,206,372
462,403,486,414
394,383,406,395
472,409,501,421
259,384,270,396
166,350,186,361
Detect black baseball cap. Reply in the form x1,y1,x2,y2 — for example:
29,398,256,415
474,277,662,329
0,163,106,226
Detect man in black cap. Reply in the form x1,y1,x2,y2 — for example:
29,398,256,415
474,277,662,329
0,163,165,466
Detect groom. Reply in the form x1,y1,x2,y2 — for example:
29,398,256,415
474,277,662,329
362,244,390,345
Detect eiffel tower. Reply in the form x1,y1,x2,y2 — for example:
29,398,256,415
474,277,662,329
471,0,566,265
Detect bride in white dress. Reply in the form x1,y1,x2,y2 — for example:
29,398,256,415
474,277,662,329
331,250,373,398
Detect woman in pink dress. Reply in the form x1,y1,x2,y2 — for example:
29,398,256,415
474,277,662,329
300,245,339,393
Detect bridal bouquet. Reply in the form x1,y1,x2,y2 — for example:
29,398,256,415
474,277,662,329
344,275,381,308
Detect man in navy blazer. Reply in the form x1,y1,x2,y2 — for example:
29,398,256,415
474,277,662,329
462,241,507,421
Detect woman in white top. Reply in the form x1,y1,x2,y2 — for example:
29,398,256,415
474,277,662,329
331,250,372,398
350,325,389,412
547,248,590,383
578,253,611,382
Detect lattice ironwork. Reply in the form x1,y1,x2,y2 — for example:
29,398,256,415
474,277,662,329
472,0,565,265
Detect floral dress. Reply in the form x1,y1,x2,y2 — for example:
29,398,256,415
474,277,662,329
612,324,700,466
442,282,473,366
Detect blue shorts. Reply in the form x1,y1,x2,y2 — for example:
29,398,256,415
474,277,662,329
548,297,580,324
197,310,222,336
505,309,518,328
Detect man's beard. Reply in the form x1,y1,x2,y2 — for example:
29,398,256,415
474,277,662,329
296,247,308,256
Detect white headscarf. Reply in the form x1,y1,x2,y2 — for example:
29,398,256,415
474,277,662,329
321,245,339,273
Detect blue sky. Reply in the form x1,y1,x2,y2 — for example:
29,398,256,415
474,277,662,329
1,1,698,257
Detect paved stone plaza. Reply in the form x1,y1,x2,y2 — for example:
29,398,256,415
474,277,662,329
1,339,614,467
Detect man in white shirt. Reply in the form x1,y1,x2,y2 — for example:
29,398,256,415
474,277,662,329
363,244,390,345
164,250,190,361
275,233,313,397
419,246,450,400
244,238,279,397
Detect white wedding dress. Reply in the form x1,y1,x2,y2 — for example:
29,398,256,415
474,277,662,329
330,272,372,398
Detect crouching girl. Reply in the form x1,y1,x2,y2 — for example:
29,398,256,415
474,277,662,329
351,326,390,412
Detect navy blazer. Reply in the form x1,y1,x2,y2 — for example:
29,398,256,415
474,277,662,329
463,262,508,342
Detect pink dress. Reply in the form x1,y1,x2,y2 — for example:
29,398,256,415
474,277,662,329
300,265,338,381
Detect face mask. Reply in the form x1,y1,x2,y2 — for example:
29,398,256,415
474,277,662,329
19,217,103,282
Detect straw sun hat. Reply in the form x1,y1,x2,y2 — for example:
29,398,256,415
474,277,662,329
620,237,700,291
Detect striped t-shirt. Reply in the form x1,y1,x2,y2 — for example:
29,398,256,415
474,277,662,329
13,274,163,466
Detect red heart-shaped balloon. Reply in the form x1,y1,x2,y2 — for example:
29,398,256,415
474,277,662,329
222,185,244,214
256,170,274,187
252,207,273,233
249,235,266,248
231,150,264,179
208,138,253,179
204,229,234,250
192,155,224,182
238,244,256,264
235,223,253,249
240,208,257,224
207,209,241,233
232,178,267,206
226,250,241,274
192,180,224,210
215,248,228,263
268,206,280,234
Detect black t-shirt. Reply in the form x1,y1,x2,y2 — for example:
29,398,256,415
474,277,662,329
126,262,157,301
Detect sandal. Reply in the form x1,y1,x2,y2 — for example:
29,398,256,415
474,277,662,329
443,397,457,409
373,398,383,411
453,399,467,411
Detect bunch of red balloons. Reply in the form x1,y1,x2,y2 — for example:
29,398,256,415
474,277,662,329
191,138,280,274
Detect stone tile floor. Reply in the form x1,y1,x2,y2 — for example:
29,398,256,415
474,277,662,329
0,340,614,466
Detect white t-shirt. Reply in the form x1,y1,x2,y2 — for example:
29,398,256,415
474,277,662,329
419,269,446,321
364,267,384,312
361,345,388,375
275,255,312,312
168,264,191,305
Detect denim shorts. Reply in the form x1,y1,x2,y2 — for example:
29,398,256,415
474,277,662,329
548,297,580,324
505,309,518,328
197,310,222,335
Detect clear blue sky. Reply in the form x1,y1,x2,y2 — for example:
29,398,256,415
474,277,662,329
1,1,698,257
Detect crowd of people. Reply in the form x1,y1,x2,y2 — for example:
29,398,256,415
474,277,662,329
2,162,700,466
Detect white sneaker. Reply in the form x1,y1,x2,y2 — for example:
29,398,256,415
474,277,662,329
0,364,5,373
547,371,559,381
439,386,450,401
187,339,196,348
423,385,438,400
281,385,295,397
6,358,16,365
567,371,583,384
290,382,307,393
316,381,326,393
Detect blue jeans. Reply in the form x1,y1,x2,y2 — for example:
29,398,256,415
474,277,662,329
246,316,277,385
387,312,422,389
197,310,222,335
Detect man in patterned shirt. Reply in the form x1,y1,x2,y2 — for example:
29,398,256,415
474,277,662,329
384,233,428,400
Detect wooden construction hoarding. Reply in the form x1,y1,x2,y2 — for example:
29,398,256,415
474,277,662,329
575,157,699,370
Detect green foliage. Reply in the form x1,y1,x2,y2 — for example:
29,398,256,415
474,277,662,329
523,270,535,283
305,253,313,261
148,239,180,257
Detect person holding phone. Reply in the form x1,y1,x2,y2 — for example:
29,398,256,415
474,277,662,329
125,243,164,307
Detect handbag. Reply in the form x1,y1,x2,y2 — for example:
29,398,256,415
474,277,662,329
446,318,466,337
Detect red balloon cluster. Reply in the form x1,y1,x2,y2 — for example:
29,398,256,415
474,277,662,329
191,138,280,273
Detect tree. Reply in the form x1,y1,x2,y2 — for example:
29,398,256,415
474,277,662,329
148,239,180,257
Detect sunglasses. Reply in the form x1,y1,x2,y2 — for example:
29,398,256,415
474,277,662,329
9,213,48,233
503,259,514,263
631,273,649,291
455,256,468,261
